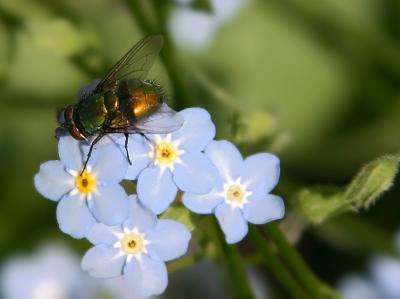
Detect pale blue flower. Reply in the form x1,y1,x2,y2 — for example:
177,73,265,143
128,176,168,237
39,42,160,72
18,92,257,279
124,108,218,214
0,244,98,299
183,140,285,244
34,135,129,239
82,195,191,298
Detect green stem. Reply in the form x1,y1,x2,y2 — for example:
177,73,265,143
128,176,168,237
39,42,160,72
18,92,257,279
248,226,309,299
188,64,242,111
265,223,341,299
209,218,255,299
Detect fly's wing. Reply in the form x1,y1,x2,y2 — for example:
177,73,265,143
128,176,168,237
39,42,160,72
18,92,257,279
94,35,164,92
133,103,184,134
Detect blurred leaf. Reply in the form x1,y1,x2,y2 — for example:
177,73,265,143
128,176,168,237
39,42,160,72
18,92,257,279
235,110,278,143
313,215,399,257
293,155,400,224
161,202,196,231
28,18,88,58
190,0,213,13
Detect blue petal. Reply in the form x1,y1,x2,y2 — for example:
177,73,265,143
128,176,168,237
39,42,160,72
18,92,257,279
91,143,128,184
90,185,129,225
123,255,168,297
215,203,248,244
205,140,243,182
86,223,122,246
34,160,73,201
147,220,191,262
123,195,157,232
58,135,85,170
241,153,280,193
172,108,215,151
81,245,125,278
137,167,178,214
182,188,224,214
173,152,219,194
56,194,96,239
243,195,285,225
125,135,152,180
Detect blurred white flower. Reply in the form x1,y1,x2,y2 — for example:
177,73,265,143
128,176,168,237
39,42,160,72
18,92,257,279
337,275,381,299
338,229,400,299
0,244,95,299
0,243,142,299
370,256,400,299
169,0,250,51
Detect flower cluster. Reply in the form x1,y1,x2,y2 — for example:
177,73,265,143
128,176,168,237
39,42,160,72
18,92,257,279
34,98,285,297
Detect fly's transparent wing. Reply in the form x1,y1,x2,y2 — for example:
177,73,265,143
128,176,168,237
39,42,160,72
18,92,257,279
95,35,164,92
133,103,183,134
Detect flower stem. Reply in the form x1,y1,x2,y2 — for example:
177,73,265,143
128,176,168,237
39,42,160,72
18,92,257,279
208,218,255,299
248,226,309,299
265,223,342,299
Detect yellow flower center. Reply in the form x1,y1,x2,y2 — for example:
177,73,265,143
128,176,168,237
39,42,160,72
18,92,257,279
121,233,144,255
155,142,177,164
75,171,96,194
226,185,245,203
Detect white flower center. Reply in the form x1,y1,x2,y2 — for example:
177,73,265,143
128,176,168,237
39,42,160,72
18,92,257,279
222,178,252,208
114,228,149,262
32,279,67,299
149,134,184,172
67,167,97,200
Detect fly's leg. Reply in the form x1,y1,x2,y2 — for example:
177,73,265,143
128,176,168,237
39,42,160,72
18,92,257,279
124,133,132,165
139,133,152,144
81,134,105,175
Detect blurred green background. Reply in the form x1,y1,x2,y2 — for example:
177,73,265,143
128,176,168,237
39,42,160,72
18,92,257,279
1,0,400,298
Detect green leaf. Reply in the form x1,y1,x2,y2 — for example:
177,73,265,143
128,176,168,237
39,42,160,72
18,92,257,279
161,203,196,231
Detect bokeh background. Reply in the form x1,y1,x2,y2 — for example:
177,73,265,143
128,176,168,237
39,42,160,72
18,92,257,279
1,0,400,298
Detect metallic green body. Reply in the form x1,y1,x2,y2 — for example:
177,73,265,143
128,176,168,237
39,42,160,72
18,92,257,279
74,79,164,136
76,94,108,134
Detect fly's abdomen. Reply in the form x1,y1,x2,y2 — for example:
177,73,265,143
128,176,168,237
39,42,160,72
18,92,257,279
119,80,162,120
77,94,108,134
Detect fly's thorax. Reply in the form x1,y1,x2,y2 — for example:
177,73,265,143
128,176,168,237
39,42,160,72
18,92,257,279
76,93,109,135
118,79,163,120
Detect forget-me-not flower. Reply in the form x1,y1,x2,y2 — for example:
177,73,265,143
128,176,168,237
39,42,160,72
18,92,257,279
82,195,191,298
34,135,129,239
124,108,218,214
183,140,285,244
